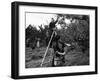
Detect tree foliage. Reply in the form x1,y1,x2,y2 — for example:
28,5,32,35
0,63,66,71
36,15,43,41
26,14,89,51
57,14,89,51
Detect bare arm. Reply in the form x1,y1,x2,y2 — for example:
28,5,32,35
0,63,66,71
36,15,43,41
56,51,65,55
54,16,59,24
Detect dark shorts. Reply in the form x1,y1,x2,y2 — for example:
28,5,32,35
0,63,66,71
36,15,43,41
52,54,65,67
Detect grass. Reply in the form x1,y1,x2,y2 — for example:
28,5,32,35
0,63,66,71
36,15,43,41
25,46,89,68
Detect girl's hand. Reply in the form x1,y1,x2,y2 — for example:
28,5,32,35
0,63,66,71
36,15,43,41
53,28,56,31
56,51,58,53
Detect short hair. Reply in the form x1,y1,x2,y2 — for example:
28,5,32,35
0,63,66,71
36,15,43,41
51,18,54,21
52,18,54,19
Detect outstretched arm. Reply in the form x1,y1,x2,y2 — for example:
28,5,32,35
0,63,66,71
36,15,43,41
54,16,59,24
56,51,65,55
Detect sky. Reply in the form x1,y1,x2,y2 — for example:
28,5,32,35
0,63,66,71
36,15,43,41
26,13,57,29
26,13,71,30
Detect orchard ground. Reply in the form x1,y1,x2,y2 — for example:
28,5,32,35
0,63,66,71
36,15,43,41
25,45,89,68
